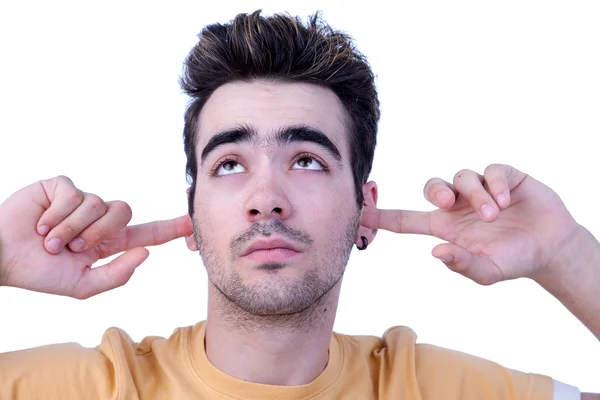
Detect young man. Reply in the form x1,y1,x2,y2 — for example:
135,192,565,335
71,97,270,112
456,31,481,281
0,10,598,399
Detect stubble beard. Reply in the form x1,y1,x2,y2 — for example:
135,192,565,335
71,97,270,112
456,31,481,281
193,210,361,331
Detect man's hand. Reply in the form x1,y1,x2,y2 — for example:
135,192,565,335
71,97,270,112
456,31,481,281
0,176,192,299
361,163,583,285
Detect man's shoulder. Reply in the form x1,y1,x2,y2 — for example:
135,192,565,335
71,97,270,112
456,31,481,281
98,321,204,358
0,329,123,398
333,325,417,348
333,325,421,354
334,326,554,399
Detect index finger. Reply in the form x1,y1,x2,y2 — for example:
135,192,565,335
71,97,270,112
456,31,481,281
101,215,193,256
361,206,433,236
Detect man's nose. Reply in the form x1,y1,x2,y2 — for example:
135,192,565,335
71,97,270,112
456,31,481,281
244,173,292,223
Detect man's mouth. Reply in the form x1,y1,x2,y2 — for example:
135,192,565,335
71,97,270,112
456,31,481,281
241,238,302,263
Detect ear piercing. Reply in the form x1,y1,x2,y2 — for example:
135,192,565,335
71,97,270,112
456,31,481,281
357,236,368,251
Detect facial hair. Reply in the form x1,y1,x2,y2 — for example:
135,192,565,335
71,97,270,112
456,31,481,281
193,210,360,330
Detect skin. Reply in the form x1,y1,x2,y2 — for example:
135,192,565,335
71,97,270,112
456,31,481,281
0,176,191,299
362,164,600,343
0,80,597,394
185,81,377,384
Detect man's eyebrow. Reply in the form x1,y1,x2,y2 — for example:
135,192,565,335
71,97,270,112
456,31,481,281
200,125,257,166
199,124,342,166
276,125,342,162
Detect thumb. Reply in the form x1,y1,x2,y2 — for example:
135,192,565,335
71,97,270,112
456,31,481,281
74,247,149,299
432,243,504,286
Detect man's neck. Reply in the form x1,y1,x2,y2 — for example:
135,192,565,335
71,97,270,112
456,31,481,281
203,283,341,386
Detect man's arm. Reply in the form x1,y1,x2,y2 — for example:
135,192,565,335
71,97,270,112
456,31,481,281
361,164,599,395
533,225,600,341
0,176,191,298
0,177,192,397
541,228,600,398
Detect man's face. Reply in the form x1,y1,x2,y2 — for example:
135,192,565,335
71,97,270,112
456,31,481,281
191,80,362,316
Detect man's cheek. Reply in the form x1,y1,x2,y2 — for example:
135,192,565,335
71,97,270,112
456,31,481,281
295,185,351,221
195,185,231,214
193,197,221,239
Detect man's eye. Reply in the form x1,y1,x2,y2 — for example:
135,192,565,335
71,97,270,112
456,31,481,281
216,160,246,175
293,156,324,171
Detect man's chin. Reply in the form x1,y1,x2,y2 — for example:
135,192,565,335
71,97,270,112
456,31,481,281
253,262,287,273
229,287,318,316
214,277,328,316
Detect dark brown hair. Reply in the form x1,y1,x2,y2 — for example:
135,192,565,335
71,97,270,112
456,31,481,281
180,10,380,216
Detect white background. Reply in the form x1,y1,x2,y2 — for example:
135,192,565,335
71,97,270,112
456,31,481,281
1,0,599,393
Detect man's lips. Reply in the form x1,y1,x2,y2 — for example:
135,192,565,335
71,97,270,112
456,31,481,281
240,238,302,263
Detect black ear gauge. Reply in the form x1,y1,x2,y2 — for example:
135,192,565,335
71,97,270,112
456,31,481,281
356,236,368,251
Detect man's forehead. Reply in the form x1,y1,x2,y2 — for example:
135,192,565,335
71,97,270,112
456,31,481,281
195,80,349,148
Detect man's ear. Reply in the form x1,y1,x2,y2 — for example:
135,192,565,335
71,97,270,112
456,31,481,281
186,234,198,251
356,181,378,248
186,187,198,251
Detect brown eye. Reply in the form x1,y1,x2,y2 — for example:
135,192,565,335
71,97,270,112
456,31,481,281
297,157,312,168
215,159,246,176
292,155,325,171
223,161,237,170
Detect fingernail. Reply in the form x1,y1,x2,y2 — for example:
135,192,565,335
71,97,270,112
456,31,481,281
47,237,63,253
496,193,507,207
69,238,85,252
436,255,454,263
436,190,449,203
38,225,50,236
480,203,495,219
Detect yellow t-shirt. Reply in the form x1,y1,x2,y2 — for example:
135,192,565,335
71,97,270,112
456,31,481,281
0,321,552,399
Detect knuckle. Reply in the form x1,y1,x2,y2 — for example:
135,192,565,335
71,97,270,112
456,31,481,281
113,201,133,222
486,178,504,192
453,169,472,184
474,191,493,204
505,165,515,180
54,175,74,185
484,163,504,176
394,210,405,232
478,276,496,286
484,164,497,174
86,194,107,214
69,189,85,205
81,228,105,246
73,291,87,300
74,290,93,300
59,222,79,238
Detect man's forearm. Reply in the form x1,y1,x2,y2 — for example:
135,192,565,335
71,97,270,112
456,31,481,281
534,225,600,340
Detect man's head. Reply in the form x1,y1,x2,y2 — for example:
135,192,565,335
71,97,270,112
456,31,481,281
180,11,380,319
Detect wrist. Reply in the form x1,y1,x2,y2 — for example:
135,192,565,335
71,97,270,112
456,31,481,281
532,224,600,296
531,224,600,340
